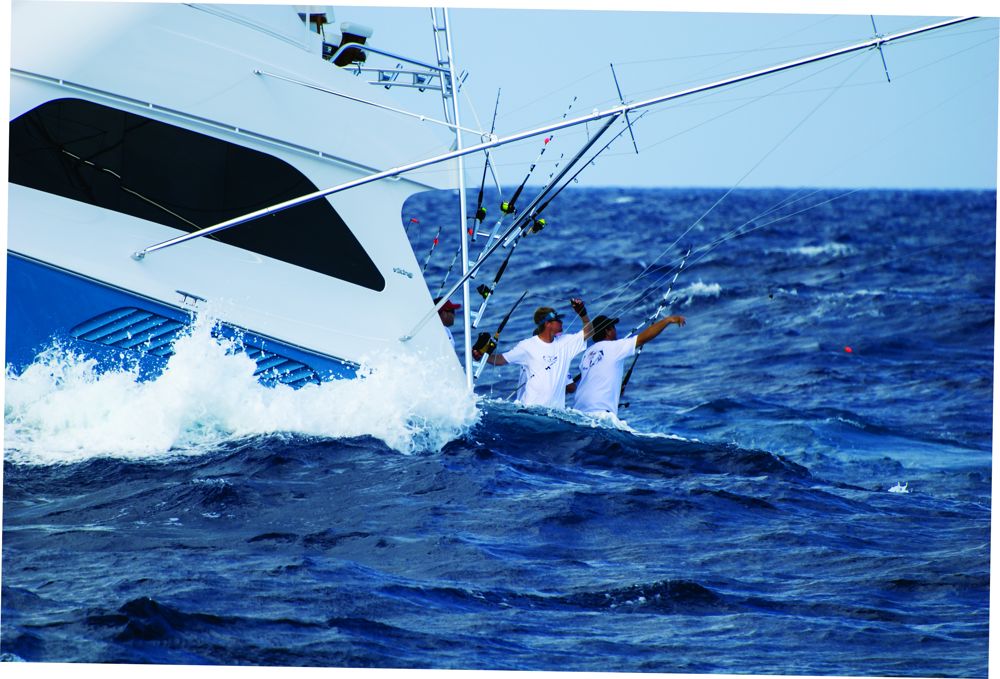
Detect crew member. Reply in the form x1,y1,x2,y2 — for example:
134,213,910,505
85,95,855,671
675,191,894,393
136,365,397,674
434,296,461,347
573,313,685,417
473,298,593,409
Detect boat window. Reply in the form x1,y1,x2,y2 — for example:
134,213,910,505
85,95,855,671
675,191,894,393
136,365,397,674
9,97,385,291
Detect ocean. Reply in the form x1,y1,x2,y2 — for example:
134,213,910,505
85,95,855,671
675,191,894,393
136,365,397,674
2,187,993,676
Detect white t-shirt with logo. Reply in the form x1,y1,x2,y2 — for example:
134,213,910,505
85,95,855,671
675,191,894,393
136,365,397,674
573,337,637,416
501,331,587,409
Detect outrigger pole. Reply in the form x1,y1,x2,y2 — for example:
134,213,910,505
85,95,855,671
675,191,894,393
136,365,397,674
133,15,976,264
131,15,978,337
133,15,974,264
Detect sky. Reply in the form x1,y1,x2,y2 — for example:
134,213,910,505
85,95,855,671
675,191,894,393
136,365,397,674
330,0,999,189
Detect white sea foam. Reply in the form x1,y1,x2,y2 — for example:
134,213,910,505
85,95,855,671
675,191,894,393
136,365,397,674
676,279,722,306
786,242,854,257
4,316,479,465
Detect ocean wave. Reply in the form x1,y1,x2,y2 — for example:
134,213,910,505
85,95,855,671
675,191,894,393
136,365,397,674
473,400,810,480
381,578,727,614
777,242,855,257
675,279,722,306
4,316,479,464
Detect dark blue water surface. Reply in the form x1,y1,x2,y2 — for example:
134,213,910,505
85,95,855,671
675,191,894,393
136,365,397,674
3,187,993,675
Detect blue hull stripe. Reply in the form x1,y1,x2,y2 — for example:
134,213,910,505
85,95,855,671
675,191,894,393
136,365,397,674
6,252,358,385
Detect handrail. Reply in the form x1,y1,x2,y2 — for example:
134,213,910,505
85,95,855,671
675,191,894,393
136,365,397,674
255,69,484,136
132,15,978,261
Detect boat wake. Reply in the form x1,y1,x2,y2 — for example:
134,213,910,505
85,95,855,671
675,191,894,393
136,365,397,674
4,316,479,464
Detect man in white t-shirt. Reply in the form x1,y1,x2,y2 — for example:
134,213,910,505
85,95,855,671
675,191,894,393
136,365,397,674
573,313,685,417
473,298,593,409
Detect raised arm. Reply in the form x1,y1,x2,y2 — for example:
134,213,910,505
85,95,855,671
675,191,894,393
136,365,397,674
636,315,685,347
570,298,593,340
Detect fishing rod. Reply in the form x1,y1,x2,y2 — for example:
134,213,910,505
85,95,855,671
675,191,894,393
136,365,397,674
500,96,577,218
435,242,464,297
531,110,649,220
619,248,691,401
470,89,502,244
473,114,646,328
420,223,443,274
398,113,621,343
472,289,529,379
471,147,562,268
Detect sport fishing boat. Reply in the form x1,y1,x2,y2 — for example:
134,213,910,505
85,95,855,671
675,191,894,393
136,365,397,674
8,2,465,387
7,2,980,391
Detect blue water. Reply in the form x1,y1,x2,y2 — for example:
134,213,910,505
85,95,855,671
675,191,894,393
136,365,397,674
3,187,993,675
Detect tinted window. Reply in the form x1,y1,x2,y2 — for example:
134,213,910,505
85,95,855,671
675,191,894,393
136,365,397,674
9,98,385,291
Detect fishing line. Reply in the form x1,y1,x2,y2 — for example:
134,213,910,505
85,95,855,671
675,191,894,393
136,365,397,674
641,41,999,285
626,27,996,160
619,14,846,104
585,49,874,325
619,248,691,401
436,243,464,298
500,67,606,121
607,185,863,323
878,32,999,82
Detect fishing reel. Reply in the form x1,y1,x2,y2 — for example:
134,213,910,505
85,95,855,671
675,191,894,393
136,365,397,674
475,206,487,222
476,283,493,299
472,332,496,355
501,201,517,215
528,218,545,234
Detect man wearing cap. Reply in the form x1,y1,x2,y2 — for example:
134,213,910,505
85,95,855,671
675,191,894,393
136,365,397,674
473,298,593,409
573,313,685,417
434,296,461,348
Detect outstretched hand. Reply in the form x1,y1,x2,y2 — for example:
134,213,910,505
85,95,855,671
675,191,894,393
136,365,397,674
570,298,587,316
666,315,686,327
